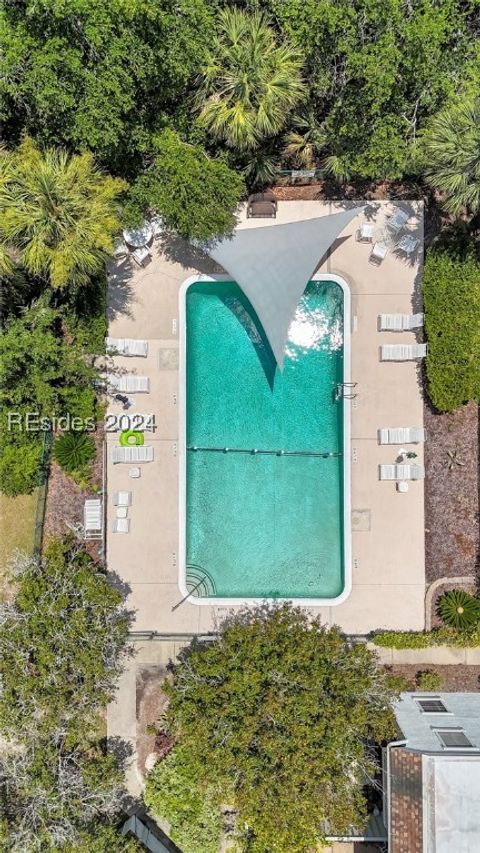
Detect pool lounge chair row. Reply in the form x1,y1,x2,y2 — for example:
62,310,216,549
381,343,427,361
107,374,150,393
379,427,426,445
106,337,148,357
379,464,425,481
112,445,154,463
379,313,424,331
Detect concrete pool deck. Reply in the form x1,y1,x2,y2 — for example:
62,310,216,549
106,200,425,635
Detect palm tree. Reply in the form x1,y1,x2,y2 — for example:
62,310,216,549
422,96,480,215
0,138,127,289
196,9,305,152
282,110,327,169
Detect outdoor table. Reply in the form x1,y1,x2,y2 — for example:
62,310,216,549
123,222,153,249
116,506,128,519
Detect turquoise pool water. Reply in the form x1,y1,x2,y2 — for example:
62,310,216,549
185,279,345,599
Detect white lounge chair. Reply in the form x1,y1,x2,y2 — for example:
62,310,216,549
106,338,148,357
113,240,128,259
379,313,424,331
111,445,154,464
381,344,427,361
112,518,130,533
379,427,427,445
108,374,150,393
132,246,151,267
113,491,132,506
397,234,419,255
369,241,388,264
149,214,164,238
84,498,102,539
379,464,425,481
387,207,409,232
356,223,375,243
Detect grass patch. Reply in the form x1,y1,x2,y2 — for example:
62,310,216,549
0,490,38,595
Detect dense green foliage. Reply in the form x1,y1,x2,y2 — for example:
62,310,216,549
417,670,444,691
150,605,397,853
0,537,133,852
0,138,125,288
0,303,98,495
53,431,96,482
422,248,480,410
437,589,480,630
373,625,480,648
422,95,480,214
126,129,244,239
197,9,304,152
145,746,223,853
0,0,215,165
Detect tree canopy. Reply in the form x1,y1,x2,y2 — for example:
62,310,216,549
0,138,126,288
0,537,134,852
146,604,397,853
125,129,244,240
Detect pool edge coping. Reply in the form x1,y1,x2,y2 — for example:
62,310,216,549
178,273,352,607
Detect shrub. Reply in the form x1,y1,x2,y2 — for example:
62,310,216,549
423,249,480,411
372,625,480,649
53,431,96,478
437,589,480,631
417,670,443,691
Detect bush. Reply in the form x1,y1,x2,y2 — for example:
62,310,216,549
437,589,480,631
372,625,480,649
417,670,443,691
53,431,96,479
423,249,480,411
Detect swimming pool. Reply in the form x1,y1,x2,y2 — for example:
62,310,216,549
179,274,351,604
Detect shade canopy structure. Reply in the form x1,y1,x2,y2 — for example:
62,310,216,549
208,207,362,368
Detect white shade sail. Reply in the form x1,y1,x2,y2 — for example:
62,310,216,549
208,207,362,368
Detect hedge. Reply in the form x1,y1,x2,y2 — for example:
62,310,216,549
372,626,480,649
423,249,480,411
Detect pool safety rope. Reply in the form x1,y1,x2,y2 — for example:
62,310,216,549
187,446,342,458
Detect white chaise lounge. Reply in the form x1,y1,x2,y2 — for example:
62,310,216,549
111,446,154,463
84,498,102,539
112,518,130,533
379,313,424,331
106,338,148,357
379,464,425,481
381,343,427,361
379,427,427,445
387,207,409,232
108,374,150,393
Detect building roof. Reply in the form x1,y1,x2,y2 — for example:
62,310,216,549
208,207,362,368
423,754,480,853
389,748,423,853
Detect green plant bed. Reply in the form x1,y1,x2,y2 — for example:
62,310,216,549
372,626,480,649
119,430,144,447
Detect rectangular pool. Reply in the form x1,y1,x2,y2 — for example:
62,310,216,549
179,275,351,604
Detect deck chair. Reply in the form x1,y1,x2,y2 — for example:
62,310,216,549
112,518,130,533
381,343,427,361
84,499,102,539
369,241,388,265
108,374,150,393
356,223,375,243
132,246,151,267
379,313,424,331
379,464,425,481
111,445,154,463
378,427,427,445
113,491,132,506
106,338,148,357
387,207,409,232
397,234,419,255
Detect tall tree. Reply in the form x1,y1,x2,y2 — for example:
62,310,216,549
422,96,480,215
0,138,126,289
147,604,397,853
196,9,305,152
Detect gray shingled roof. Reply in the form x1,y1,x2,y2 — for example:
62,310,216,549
209,208,362,368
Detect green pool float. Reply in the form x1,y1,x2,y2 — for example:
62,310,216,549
119,429,145,447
